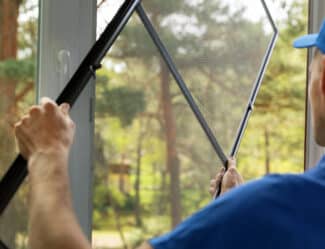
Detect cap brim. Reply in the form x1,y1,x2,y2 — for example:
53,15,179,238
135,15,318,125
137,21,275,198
293,33,318,48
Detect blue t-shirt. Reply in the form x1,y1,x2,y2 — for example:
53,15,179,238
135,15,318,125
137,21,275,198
150,156,325,249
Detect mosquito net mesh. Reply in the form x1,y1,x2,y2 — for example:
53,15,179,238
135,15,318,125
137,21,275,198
92,0,277,248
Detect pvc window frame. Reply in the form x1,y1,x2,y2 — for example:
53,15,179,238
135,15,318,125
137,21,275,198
305,0,325,170
37,0,96,238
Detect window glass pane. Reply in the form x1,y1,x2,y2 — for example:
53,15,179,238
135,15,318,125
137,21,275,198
97,0,125,39
93,1,273,248
93,0,307,248
141,0,276,155
237,0,308,176
0,0,38,248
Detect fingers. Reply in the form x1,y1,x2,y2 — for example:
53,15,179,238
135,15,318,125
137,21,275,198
221,159,243,195
40,97,58,114
20,115,31,126
14,120,33,159
209,179,217,196
29,106,42,118
40,97,72,120
210,157,245,198
228,158,236,168
40,97,55,106
59,103,71,115
14,98,75,160
209,167,225,196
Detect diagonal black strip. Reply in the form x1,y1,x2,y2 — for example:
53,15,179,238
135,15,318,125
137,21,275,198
136,4,228,165
0,0,141,216
0,241,9,249
229,0,278,157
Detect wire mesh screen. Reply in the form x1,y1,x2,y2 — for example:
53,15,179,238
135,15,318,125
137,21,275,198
97,0,125,38
94,14,220,248
92,0,277,248
141,0,276,155
0,0,38,248
0,0,277,249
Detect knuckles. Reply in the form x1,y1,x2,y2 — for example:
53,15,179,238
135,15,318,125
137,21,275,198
227,167,239,176
29,106,42,116
43,101,57,113
21,115,30,125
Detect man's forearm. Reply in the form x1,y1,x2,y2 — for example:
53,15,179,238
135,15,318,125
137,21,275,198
28,150,91,249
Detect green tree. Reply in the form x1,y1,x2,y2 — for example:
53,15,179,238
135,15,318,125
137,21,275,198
0,1,36,248
238,0,307,177
100,0,275,228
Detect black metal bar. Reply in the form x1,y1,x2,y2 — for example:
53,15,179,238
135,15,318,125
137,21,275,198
136,4,228,165
229,0,278,157
0,240,9,249
304,0,312,171
0,0,141,216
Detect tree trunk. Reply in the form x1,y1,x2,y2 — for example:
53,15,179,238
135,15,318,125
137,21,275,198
113,206,128,249
158,167,167,215
0,1,25,248
264,127,271,175
160,60,181,228
0,0,20,152
134,121,145,227
0,0,19,60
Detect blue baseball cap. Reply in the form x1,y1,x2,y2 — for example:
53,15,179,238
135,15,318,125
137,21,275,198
293,19,325,53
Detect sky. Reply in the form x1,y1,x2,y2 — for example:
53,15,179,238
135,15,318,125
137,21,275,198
18,0,298,36
96,0,298,37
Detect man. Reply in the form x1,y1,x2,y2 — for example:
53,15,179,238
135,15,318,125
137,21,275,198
14,19,325,249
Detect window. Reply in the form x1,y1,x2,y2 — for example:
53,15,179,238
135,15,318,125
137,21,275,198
0,1,39,248
92,1,304,248
0,1,309,249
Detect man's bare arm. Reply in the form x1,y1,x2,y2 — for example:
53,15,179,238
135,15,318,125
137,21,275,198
28,151,91,249
15,98,91,249
137,242,153,249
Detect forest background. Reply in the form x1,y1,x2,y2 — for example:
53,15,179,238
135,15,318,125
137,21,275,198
0,0,308,249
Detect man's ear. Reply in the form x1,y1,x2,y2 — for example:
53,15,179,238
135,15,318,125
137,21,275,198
321,55,325,95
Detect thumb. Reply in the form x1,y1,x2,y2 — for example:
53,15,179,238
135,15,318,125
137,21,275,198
227,157,236,168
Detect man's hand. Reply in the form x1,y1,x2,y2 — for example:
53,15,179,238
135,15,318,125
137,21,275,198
137,242,153,249
15,98,91,249
14,97,75,163
209,158,244,198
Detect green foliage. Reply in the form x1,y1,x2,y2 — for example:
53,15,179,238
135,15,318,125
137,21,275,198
238,0,307,176
0,1,37,248
94,185,136,212
93,0,309,247
96,76,146,127
0,58,35,81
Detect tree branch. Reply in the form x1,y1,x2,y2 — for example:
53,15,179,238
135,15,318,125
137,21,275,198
15,82,33,103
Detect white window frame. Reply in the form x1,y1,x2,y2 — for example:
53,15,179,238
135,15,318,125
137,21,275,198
37,0,96,238
305,0,325,170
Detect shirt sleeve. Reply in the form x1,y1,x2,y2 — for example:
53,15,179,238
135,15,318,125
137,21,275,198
148,175,287,249
148,195,232,249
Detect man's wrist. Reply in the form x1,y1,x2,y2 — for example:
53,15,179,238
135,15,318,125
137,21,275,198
28,148,72,210
28,147,69,169
28,148,70,188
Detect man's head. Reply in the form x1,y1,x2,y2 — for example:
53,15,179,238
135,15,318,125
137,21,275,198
294,20,325,146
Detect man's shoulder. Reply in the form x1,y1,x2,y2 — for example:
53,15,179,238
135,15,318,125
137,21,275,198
227,173,299,198
149,173,319,249
217,170,325,219
214,173,306,215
